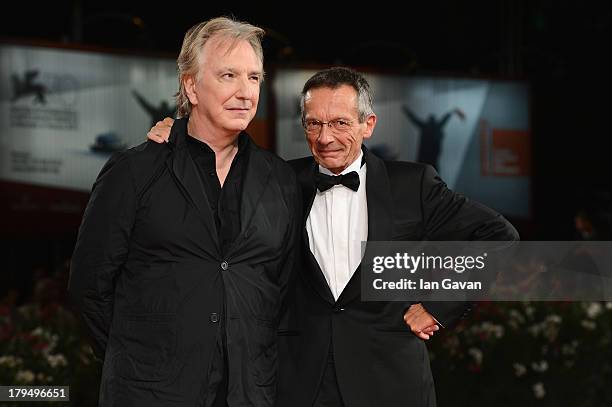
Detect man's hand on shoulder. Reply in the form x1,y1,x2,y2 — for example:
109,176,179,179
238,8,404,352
147,117,174,143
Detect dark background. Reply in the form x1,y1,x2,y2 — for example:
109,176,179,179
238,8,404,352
2,1,611,301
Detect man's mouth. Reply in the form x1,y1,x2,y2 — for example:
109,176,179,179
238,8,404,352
318,149,341,156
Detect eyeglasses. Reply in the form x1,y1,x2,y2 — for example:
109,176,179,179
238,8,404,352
303,118,354,134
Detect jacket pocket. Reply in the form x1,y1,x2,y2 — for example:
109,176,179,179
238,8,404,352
251,318,278,387
115,313,179,382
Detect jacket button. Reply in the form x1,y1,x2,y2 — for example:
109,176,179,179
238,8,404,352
210,313,219,323
220,261,229,271
333,307,345,313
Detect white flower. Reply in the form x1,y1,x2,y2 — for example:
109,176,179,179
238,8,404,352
562,343,576,355
43,334,59,356
531,360,549,372
0,356,23,368
50,334,59,347
546,314,562,324
605,302,612,310
495,325,505,338
477,322,505,339
513,363,527,377
509,309,526,324
487,323,504,338
15,370,35,384
31,326,44,336
585,302,602,319
533,382,546,399
543,321,560,342
581,320,596,330
443,336,460,355
468,347,483,365
46,354,68,368
528,322,544,337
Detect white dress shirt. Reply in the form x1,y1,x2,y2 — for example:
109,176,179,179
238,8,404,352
306,151,368,300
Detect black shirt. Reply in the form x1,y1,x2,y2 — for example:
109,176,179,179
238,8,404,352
185,132,249,256
185,132,250,404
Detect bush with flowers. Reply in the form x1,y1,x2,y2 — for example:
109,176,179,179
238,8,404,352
430,301,612,406
0,288,100,406
3,279,612,406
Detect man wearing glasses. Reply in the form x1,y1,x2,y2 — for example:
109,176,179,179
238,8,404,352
148,67,518,407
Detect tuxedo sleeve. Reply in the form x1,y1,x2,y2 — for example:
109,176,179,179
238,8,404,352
418,164,519,327
68,152,137,360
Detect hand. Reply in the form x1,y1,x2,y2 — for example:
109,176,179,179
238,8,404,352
403,303,440,340
147,117,174,143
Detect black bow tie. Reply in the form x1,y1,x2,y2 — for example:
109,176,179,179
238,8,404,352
315,171,360,192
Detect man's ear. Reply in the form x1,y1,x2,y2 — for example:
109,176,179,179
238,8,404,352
184,75,198,106
362,114,377,140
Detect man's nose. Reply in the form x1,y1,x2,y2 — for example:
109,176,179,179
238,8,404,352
236,76,257,100
317,124,334,145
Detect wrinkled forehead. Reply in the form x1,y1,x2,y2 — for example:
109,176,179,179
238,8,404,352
200,35,262,67
304,85,359,117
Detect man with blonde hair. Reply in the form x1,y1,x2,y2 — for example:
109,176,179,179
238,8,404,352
69,17,300,407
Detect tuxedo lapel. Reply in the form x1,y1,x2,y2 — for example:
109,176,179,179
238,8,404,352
363,149,394,243
298,159,335,305
336,147,393,306
165,118,220,257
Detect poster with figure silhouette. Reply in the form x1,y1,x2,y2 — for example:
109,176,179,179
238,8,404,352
0,44,178,233
1,44,271,234
274,69,530,218
401,106,466,171
131,90,177,128
1,44,178,192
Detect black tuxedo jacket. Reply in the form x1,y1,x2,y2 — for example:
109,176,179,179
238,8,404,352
277,148,518,407
69,118,300,407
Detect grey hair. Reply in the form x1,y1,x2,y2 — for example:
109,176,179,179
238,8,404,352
299,67,374,124
175,17,265,118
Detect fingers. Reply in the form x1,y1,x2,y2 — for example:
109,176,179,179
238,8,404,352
146,118,174,143
415,331,430,340
412,324,438,340
411,324,439,341
415,325,436,340
422,324,439,333
421,324,439,335
146,130,167,143
404,304,439,340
